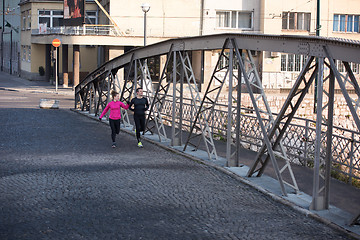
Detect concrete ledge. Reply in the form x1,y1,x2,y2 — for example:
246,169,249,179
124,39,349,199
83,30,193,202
39,99,59,109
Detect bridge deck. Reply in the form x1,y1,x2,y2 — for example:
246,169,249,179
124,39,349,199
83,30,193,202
0,71,359,239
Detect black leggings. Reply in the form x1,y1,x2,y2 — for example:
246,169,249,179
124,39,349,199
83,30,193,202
134,114,145,142
109,118,120,142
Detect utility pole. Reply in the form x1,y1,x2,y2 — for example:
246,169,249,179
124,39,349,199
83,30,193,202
1,0,5,71
314,0,320,112
316,0,321,37
3,0,5,31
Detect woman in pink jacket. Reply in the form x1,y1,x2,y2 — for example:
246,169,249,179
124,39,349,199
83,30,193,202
99,90,129,148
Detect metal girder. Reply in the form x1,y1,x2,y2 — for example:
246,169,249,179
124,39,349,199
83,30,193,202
137,59,167,141
179,51,218,160
310,45,360,210
233,41,286,195
120,54,136,104
88,82,96,114
226,45,236,166
171,51,184,146
145,47,174,138
76,70,111,117
350,213,360,226
310,57,331,210
230,39,298,195
224,44,243,166
76,34,360,93
246,56,317,194
183,39,231,158
97,72,113,120
111,71,131,127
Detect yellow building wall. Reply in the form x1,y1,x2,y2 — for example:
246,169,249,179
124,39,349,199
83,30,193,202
30,44,46,73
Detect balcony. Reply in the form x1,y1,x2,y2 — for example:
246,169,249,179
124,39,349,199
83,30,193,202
31,24,122,36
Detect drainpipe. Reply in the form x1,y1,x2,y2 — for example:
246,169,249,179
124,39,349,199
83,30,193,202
1,0,5,71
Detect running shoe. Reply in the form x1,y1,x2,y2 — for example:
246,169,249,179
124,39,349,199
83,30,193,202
112,142,116,148
137,141,143,148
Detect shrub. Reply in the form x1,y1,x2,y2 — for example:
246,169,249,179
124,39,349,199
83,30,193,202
39,66,45,76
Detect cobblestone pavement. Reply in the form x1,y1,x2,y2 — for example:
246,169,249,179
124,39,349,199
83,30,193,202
0,88,354,239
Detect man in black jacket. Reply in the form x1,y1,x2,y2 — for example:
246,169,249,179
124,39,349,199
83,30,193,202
128,88,149,147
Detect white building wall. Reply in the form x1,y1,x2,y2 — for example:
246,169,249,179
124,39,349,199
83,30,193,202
110,0,201,39
202,0,261,35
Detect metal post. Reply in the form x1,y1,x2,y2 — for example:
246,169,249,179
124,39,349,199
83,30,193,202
141,3,150,46
226,46,234,166
349,132,355,185
314,0,321,113
171,51,177,146
55,48,58,92
1,0,4,72
304,119,309,165
2,0,4,31
179,61,184,145
324,67,335,209
235,56,242,166
144,11,147,46
9,30,12,74
1,30,3,71
311,57,324,210
316,0,321,37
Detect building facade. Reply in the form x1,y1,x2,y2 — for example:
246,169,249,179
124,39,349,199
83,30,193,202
18,0,204,85
1,0,21,74
14,0,360,95
261,0,360,93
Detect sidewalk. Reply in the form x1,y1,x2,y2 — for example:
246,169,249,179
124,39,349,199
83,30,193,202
0,72,74,96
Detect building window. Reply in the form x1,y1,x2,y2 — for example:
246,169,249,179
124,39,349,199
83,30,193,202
216,10,253,30
282,12,311,31
287,54,294,71
85,11,98,24
336,60,359,73
217,52,239,70
22,15,25,30
352,62,359,73
281,54,308,72
38,10,64,28
28,46,31,62
22,46,26,61
333,14,360,33
27,10,31,29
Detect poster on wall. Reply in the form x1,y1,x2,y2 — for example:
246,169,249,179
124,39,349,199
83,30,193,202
63,0,85,26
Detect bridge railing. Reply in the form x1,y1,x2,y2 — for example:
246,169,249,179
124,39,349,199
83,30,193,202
158,94,360,186
32,24,121,36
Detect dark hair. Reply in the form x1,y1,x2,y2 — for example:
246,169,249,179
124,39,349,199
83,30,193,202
111,90,119,99
136,88,143,93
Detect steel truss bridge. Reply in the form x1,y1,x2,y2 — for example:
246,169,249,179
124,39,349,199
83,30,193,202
75,33,360,224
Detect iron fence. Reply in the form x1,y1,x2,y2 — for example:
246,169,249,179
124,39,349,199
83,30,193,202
158,94,360,186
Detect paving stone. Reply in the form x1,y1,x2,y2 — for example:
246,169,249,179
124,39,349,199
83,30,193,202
0,106,353,239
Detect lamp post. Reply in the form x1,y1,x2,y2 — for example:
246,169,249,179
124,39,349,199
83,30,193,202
141,3,150,46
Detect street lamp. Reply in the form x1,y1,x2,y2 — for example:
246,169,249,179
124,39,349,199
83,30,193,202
141,3,150,46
